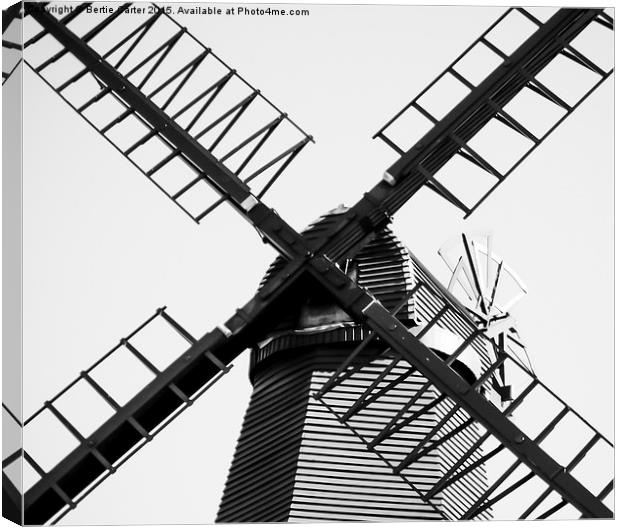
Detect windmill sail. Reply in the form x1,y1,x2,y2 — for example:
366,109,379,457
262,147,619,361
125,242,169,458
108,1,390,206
303,7,614,273
8,308,232,524
374,8,613,217
313,257,612,520
374,7,613,218
4,3,613,524
14,250,311,524
22,2,312,223
307,255,612,519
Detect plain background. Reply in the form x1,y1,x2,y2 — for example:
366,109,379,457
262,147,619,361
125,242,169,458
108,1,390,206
1,0,615,525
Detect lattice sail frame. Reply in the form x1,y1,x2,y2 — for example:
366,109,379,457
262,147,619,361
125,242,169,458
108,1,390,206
3,308,231,524
1,2,614,524
377,7,614,217
22,2,313,223
313,251,613,520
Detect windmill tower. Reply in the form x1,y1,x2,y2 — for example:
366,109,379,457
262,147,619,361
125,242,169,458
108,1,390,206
217,208,493,522
1,3,614,524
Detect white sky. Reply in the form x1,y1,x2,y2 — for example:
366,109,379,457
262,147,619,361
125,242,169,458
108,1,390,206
1,0,615,525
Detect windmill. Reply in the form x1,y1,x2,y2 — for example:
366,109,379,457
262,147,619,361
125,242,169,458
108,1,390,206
1,2,614,524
